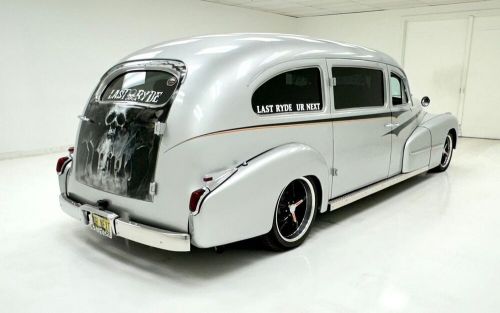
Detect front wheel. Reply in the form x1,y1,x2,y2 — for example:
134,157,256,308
430,132,454,172
262,177,317,251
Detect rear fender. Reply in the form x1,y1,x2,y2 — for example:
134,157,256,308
190,143,330,248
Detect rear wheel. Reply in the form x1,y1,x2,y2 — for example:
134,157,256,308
262,177,317,251
430,132,454,172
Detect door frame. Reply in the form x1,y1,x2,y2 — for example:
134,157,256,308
401,15,475,130
327,59,393,197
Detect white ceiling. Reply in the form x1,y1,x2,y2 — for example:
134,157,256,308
203,0,485,17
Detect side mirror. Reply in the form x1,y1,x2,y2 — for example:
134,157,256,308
421,96,431,107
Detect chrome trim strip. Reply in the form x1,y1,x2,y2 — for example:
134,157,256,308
94,59,187,109
57,157,72,176
166,112,393,152
190,187,210,216
58,194,191,252
410,147,431,156
190,167,239,216
58,160,72,194
204,167,238,191
59,193,87,223
115,219,190,252
329,166,429,210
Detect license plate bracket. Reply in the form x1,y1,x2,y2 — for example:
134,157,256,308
80,204,119,238
90,213,114,238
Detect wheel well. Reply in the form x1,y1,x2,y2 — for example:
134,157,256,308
306,175,322,212
449,128,457,149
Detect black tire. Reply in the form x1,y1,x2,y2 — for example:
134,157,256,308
430,131,454,173
262,177,318,251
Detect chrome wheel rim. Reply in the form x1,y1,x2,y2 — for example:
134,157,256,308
275,177,315,243
440,135,453,167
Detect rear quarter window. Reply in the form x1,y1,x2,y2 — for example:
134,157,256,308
252,67,323,115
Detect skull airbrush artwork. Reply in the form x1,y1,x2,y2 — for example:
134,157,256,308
75,70,179,201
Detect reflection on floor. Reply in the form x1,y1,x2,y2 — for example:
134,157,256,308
1,138,499,313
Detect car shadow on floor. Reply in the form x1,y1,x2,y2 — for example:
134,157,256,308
60,172,435,280
61,222,274,281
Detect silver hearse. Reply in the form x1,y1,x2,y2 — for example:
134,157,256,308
57,33,458,252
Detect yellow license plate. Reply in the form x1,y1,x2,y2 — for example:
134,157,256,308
90,213,112,238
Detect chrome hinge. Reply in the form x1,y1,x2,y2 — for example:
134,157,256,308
78,115,94,123
149,182,157,196
154,122,166,135
329,77,336,87
332,168,338,176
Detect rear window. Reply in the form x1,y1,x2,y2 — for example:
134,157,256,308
102,71,178,105
252,68,323,115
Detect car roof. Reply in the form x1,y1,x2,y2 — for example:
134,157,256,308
121,33,402,76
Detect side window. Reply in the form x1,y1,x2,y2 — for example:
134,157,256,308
252,68,323,115
332,67,384,110
390,73,408,105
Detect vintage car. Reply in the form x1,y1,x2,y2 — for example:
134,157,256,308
57,33,458,252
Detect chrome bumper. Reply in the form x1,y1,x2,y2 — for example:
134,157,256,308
59,194,190,252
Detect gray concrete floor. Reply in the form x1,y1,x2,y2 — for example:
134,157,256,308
1,138,499,313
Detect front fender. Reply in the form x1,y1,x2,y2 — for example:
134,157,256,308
190,143,330,248
403,112,458,172
402,126,432,173
420,112,459,168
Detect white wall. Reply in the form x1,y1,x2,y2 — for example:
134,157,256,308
297,1,500,66
297,1,500,138
0,0,295,158
5,1,500,158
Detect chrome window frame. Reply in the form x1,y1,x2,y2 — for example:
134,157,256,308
389,70,411,107
330,62,388,112
249,62,328,118
94,59,187,109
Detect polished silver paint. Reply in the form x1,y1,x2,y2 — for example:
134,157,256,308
402,126,432,173
190,143,329,248
420,113,458,168
59,33,459,251
328,59,392,197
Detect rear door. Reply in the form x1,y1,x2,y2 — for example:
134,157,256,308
74,62,183,202
328,60,392,198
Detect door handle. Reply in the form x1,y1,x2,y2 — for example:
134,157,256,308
385,123,400,128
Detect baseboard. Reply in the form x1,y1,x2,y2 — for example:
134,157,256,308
0,145,70,161
459,136,500,141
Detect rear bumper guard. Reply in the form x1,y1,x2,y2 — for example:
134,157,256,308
59,194,190,252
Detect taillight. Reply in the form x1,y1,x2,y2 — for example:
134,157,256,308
56,156,69,175
189,188,207,213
